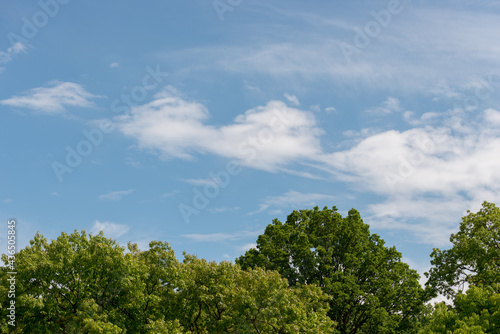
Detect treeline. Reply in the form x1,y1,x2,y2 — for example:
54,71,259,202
1,202,499,333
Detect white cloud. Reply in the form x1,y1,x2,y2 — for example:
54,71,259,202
484,108,500,125
365,97,401,115
309,104,320,112
429,81,463,101
323,126,500,197
0,42,28,65
181,230,262,242
365,196,470,246
125,158,142,168
98,189,134,201
402,111,444,127
342,128,381,140
162,190,179,197
109,62,120,68
239,243,257,252
114,85,500,246
91,220,130,239
2,198,12,203
183,178,217,187
284,93,300,106
208,206,240,213
250,190,336,215
115,87,323,171
323,122,500,245
0,81,102,114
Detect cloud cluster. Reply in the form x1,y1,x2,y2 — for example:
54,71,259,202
181,230,261,242
250,190,337,215
323,109,500,244
112,86,500,245
0,81,101,114
115,89,323,171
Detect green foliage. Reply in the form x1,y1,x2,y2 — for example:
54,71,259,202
236,206,428,333
171,255,336,333
3,202,498,333
0,230,177,333
426,201,500,297
1,230,334,333
423,202,500,333
421,285,500,333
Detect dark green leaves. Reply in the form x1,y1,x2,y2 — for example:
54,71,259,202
237,206,427,333
426,201,500,297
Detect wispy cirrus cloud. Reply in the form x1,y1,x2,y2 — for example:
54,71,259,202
250,190,337,215
0,81,102,114
98,189,134,201
183,178,218,187
181,230,262,242
91,220,130,239
208,206,240,214
364,97,401,115
284,93,300,106
157,7,500,97
0,42,28,66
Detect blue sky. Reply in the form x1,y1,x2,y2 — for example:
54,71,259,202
1,0,500,281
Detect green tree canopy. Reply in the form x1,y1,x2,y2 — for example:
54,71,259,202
426,201,500,297
1,230,335,333
0,231,179,333
421,285,500,333
423,201,500,334
236,206,428,333
171,255,335,333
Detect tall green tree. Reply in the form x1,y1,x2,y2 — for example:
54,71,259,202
236,206,428,333
426,201,500,297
